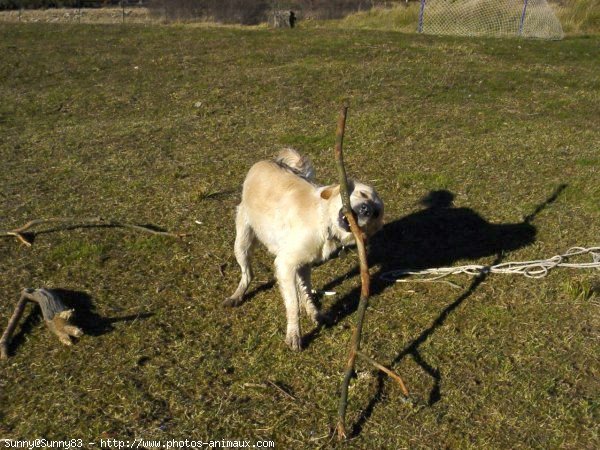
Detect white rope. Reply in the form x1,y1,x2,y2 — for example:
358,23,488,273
380,246,600,284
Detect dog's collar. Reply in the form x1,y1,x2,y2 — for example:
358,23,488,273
327,226,343,246
327,226,335,241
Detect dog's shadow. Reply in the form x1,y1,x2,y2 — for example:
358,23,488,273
317,189,540,326
7,289,154,355
304,185,566,436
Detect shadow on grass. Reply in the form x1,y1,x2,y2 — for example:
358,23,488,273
304,184,566,437
243,280,276,303
315,189,547,328
16,221,176,246
350,268,494,437
8,289,154,355
52,289,154,337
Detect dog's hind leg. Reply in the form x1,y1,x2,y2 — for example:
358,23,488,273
297,265,321,325
276,256,302,351
224,206,256,307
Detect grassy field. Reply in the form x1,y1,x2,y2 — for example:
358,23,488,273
0,22,599,449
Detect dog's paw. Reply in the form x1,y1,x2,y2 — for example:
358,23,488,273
285,332,302,352
223,296,243,307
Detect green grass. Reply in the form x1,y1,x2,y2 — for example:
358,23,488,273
48,241,108,265
0,23,599,449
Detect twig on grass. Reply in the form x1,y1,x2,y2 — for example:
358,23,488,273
334,106,409,440
0,293,28,359
0,216,189,247
355,350,409,396
266,380,298,401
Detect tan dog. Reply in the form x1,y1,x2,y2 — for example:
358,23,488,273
225,148,384,351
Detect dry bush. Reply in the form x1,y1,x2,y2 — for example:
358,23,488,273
297,0,376,20
552,0,600,34
148,0,271,24
147,0,402,24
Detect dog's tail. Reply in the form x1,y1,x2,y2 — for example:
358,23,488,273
274,148,316,181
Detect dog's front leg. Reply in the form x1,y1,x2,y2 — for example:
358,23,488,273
297,265,321,325
275,256,302,351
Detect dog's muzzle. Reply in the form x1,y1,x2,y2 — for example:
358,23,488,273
338,202,380,232
357,202,373,218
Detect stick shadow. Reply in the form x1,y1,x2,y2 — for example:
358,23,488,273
350,269,492,437
20,222,171,246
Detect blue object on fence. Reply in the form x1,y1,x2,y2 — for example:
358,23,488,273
519,0,530,36
418,0,426,33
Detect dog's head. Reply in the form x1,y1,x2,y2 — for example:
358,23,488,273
321,180,384,242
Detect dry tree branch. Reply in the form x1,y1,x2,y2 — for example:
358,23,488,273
334,106,408,440
355,350,409,396
0,217,189,247
1,288,83,359
0,292,28,359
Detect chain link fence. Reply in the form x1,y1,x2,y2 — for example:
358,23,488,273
417,0,564,39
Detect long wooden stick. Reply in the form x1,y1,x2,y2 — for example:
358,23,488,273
335,106,369,439
0,217,188,247
334,106,408,440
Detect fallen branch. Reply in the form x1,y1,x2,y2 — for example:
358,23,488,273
0,294,28,359
1,288,83,359
334,106,409,440
0,216,189,247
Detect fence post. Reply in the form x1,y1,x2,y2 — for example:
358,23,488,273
418,0,426,33
519,0,529,36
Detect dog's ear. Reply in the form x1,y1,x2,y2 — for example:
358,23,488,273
320,184,340,200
